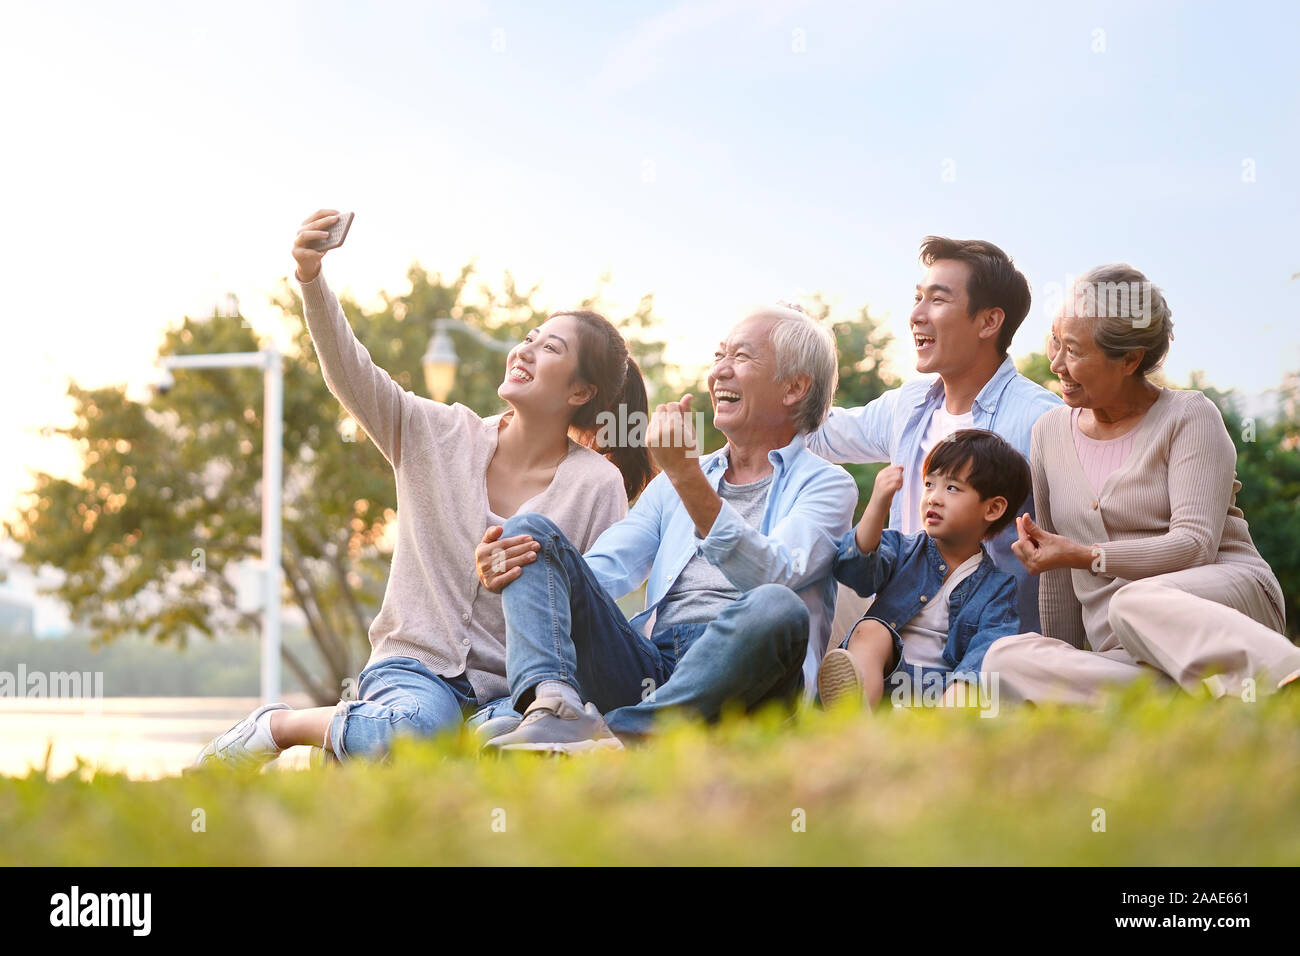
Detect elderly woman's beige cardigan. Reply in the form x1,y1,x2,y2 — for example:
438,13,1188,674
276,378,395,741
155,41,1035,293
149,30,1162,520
1031,387,1284,650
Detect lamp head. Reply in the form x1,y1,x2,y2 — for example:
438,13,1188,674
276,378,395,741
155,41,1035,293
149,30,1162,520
422,321,458,402
151,364,175,396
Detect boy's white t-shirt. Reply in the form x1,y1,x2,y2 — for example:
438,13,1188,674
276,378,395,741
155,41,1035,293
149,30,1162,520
897,552,982,669
899,404,974,534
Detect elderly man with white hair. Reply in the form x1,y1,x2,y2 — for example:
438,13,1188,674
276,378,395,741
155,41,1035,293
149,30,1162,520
474,303,858,751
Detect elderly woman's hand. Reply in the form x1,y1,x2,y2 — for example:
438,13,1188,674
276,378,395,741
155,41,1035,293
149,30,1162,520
1011,513,1096,575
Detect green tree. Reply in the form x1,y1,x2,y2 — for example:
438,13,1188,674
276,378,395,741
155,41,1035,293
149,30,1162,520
1015,351,1060,392
1196,377,1300,638
6,263,671,703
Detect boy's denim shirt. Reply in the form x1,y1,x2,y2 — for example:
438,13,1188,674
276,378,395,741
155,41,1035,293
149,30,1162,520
832,527,1021,683
806,355,1061,634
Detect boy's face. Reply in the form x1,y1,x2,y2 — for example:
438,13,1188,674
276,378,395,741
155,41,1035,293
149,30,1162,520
920,463,1007,544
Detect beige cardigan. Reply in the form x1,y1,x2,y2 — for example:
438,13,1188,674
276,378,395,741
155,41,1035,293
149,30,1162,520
300,271,628,704
1031,388,1284,651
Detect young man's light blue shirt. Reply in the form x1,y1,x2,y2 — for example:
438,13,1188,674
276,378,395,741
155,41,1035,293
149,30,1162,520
805,355,1062,632
583,433,858,692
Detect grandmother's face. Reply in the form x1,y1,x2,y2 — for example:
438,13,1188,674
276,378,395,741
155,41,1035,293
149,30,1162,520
1047,308,1131,409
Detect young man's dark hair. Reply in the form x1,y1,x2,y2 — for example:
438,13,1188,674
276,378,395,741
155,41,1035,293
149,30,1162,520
918,236,1032,355
922,428,1030,538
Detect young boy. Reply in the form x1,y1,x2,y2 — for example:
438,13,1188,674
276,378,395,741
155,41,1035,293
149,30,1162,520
818,428,1031,709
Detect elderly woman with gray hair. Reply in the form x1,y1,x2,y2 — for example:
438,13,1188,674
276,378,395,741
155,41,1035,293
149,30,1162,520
982,264,1300,702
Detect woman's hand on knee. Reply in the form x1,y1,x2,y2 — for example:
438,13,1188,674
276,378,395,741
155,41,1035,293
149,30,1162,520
475,526,540,593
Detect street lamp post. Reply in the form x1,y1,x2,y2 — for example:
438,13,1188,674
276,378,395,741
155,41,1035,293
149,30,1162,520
157,314,507,702
421,317,514,403
158,349,283,705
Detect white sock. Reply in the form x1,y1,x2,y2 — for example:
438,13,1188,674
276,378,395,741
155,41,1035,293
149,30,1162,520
247,708,283,754
535,680,583,711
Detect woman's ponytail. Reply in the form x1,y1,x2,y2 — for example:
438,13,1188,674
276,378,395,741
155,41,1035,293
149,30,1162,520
559,310,658,501
604,356,655,500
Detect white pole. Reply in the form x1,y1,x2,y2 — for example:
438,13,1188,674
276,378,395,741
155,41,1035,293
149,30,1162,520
161,349,285,704
261,349,283,704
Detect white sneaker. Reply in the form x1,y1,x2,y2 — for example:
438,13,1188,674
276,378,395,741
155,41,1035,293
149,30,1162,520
473,713,524,747
191,702,291,770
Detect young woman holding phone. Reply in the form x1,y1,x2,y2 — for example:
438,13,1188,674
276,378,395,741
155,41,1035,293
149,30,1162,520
194,209,653,766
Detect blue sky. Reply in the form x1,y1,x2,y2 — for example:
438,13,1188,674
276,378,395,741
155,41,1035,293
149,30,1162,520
1,0,1298,536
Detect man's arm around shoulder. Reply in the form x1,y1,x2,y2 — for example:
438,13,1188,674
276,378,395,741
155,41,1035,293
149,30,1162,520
805,386,904,464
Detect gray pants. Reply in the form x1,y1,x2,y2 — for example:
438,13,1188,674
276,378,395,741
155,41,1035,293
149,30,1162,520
982,565,1300,704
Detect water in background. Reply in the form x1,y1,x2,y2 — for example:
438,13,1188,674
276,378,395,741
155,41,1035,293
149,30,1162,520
0,696,316,779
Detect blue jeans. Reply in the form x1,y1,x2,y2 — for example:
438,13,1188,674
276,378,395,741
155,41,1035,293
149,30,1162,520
501,513,810,739
328,656,516,760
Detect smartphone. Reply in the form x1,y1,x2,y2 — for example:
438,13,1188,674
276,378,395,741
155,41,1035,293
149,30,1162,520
307,212,354,252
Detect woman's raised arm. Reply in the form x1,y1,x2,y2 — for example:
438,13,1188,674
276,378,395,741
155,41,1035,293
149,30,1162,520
293,209,411,468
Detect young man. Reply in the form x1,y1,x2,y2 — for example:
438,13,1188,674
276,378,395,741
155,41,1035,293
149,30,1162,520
819,429,1030,709
807,236,1060,635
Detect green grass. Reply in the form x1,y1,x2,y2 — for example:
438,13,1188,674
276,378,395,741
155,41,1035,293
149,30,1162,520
4,686,1299,865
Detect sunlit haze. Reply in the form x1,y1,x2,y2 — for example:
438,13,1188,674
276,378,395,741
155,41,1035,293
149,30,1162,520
3,0,1299,530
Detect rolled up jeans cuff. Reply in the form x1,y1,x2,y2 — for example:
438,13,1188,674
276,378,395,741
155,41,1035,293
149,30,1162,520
328,698,366,761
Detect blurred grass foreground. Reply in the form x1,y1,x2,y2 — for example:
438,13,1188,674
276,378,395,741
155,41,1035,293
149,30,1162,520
3,687,1298,866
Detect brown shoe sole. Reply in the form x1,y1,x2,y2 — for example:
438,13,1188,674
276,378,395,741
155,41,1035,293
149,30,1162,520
818,648,865,711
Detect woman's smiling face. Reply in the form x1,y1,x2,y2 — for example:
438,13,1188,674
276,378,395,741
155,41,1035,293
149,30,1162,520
498,313,595,418
1047,308,1132,409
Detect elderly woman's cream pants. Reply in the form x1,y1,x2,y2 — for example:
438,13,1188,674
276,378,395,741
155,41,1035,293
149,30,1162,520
982,565,1300,704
